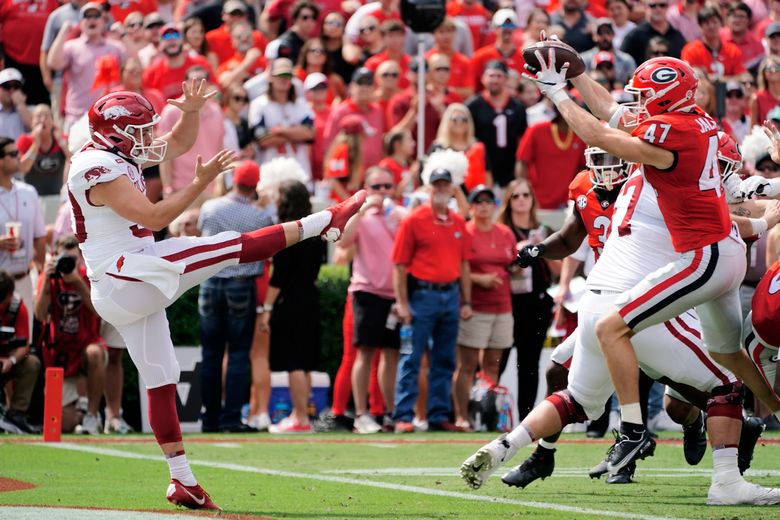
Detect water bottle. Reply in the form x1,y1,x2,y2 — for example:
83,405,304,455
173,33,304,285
385,308,399,330
383,196,395,217
399,324,413,355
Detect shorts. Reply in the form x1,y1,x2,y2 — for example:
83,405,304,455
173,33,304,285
61,347,109,406
456,311,513,349
352,291,400,349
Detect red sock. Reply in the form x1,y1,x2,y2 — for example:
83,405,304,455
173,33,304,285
368,349,385,416
147,384,182,445
239,225,287,264
332,295,355,416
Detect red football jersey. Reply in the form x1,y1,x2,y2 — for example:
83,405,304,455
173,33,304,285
568,170,615,261
632,108,731,253
751,260,780,348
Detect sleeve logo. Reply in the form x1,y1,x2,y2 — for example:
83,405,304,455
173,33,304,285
84,165,111,181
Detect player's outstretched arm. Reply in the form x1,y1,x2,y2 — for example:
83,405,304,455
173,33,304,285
155,79,218,164
89,149,236,231
569,73,621,126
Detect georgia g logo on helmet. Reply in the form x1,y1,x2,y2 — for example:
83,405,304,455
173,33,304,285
650,67,678,84
103,106,132,120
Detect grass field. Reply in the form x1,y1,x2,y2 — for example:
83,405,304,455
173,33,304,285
2,432,780,519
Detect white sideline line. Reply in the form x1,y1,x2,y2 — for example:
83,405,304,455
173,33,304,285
39,443,684,520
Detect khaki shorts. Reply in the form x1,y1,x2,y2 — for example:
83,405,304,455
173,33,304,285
457,311,514,349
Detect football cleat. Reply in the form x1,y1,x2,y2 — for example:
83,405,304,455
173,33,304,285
682,411,707,466
166,479,221,511
321,190,366,242
501,446,555,488
738,416,766,475
606,426,655,475
606,462,636,484
707,478,780,505
460,434,518,489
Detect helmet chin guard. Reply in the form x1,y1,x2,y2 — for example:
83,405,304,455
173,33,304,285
585,147,630,190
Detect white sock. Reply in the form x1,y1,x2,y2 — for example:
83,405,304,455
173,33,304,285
167,453,197,486
712,447,740,484
620,403,643,425
297,210,333,240
538,439,556,450
506,424,533,449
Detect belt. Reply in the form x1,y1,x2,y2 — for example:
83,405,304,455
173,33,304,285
412,279,458,291
13,271,29,281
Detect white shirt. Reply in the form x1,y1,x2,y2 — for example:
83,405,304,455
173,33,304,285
0,179,45,275
248,95,313,177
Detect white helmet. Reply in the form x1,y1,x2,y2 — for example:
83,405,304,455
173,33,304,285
585,147,630,190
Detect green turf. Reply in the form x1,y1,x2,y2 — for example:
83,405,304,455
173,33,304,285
2,432,780,519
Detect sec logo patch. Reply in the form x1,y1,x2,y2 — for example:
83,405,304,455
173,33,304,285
576,195,587,210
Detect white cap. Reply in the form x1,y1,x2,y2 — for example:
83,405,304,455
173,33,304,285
303,72,328,91
0,68,23,85
492,9,518,29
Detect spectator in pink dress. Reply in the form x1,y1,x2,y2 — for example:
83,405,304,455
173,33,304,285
46,2,126,129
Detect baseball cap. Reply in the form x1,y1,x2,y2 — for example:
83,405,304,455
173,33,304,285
223,0,248,14
0,68,24,86
341,114,366,136
80,1,102,17
766,22,780,37
468,184,496,204
594,18,614,33
160,23,181,38
484,59,509,74
270,58,294,76
428,168,453,184
143,12,164,28
594,51,615,67
264,39,294,60
409,57,428,73
303,72,328,91
233,161,260,187
351,67,374,85
726,80,744,94
492,8,518,29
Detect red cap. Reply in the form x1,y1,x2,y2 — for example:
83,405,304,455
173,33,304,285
341,114,366,136
233,160,260,187
594,51,615,67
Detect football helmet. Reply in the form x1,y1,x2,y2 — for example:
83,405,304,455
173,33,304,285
88,91,167,163
717,131,742,179
620,57,698,127
585,147,630,190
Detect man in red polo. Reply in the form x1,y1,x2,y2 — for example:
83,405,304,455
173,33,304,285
206,0,267,66
681,6,745,79
392,167,472,433
426,17,474,100
365,20,412,90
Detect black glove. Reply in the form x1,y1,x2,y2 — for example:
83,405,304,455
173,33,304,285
514,243,546,268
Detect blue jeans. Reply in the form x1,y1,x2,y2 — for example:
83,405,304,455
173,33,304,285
393,285,460,424
199,276,256,429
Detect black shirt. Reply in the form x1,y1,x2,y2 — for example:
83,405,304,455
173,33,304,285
277,29,306,64
620,21,686,67
466,93,527,188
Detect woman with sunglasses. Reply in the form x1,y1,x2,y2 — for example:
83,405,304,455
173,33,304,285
120,11,147,59
751,55,780,124
353,16,383,64
295,38,346,104
221,83,253,160
497,179,560,422
321,12,356,85
430,104,491,192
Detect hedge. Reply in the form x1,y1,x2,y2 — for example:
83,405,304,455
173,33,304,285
121,264,350,430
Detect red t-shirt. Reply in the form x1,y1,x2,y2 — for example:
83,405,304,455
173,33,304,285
751,260,780,348
0,0,59,64
465,221,516,313
0,298,29,357
568,170,616,260
471,45,526,91
378,156,407,186
754,89,780,124
425,49,473,91
206,25,268,65
517,121,586,209
447,1,490,50
680,39,746,77
392,203,471,283
631,109,731,252
365,52,412,89
107,0,157,23
324,142,355,202
464,142,487,192
143,54,214,100
310,105,331,182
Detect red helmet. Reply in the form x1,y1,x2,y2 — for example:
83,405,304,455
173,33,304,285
717,131,742,179
621,57,698,127
88,91,166,163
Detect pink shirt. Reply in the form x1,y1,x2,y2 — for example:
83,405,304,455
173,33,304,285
348,205,406,299
158,100,224,192
62,35,125,124
466,221,516,314
323,99,385,169
667,6,701,43
721,27,765,70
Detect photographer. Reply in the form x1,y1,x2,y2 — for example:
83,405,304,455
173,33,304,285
0,270,40,434
35,235,106,435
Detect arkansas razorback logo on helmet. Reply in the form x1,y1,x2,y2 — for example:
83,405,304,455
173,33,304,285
84,165,110,181
102,106,132,120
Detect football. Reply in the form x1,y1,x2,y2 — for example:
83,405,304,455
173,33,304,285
523,40,586,79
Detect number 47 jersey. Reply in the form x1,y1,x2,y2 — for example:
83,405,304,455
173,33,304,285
631,109,731,253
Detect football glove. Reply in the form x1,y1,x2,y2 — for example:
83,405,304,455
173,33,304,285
514,243,546,268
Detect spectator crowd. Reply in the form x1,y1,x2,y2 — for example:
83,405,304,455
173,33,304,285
1,0,780,435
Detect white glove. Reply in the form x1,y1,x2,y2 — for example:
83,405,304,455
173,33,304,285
524,48,569,105
739,175,780,200
722,172,744,204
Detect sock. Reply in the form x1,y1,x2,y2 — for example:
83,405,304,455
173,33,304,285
620,403,643,426
298,210,333,240
147,385,183,445
712,447,740,484
538,439,557,451
167,450,197,486
506,424,534,449
239,225,287,263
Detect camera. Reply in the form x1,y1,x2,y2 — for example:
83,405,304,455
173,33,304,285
52,254,76,278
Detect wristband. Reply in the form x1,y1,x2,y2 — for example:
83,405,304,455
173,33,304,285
749,218,768,236
608,105,626,129
263,303,274,312
9,355,16,366
549,88,570,107
256,305,265,314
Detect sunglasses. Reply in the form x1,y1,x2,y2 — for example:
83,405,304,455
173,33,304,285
83,12,102,19
307,48,325,55
648,3,668,8
473,198,494,205
146,22,164,29
511,192,531,199
325,20,343,27
450,116,468,123
726,91,744,99
0,82,22,91
370,183,393,190
360,25,377,34
434,66,450,72
162,31,181,40
228,9,245,16
126,22,142,28
743,80,757,87
232,95,249,103
649,50,668,56
1,150,19,158
768,65,780,72
298,14,316,21
381,71,399,78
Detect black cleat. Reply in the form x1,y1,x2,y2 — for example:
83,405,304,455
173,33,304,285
682,411,707,466
501,446,556,488
606,462,636,484
738,416,765,475
606,426,656,475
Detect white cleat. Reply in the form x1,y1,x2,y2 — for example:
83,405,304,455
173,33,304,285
707,478,780,505
460,434,518,489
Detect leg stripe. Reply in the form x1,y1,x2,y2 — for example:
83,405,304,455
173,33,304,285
749,340,773,389
673,316,701,340
162,237,241,263
664,320,730,386
182,251,240,274
626,244,718,330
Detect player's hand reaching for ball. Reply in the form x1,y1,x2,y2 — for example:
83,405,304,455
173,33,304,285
169,78,217,113
195,149,237,185
523,48,569,100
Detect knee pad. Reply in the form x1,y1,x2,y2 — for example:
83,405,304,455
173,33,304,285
707,382,744,420
546,390,588,427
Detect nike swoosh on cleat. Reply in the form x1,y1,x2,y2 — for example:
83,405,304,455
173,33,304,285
181,487,206,506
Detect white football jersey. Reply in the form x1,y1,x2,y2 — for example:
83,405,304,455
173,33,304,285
587,169,678,293
67,146,155,278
